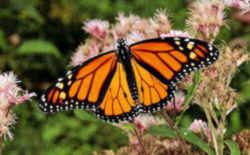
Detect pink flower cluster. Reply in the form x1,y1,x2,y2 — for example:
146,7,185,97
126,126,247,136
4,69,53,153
160,30,190,38
223,0,250,14
165,91,185,113
187,0,226,41
70,10,190,67
189,119,211,140
133,114,159,132
0,72,36,139
83,20,110,40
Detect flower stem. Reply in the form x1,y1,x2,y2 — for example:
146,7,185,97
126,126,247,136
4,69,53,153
0,136,2,155
160,111,183,141
218,114,226,155
133,127,147,155
175,70,201,127
204,108,220,155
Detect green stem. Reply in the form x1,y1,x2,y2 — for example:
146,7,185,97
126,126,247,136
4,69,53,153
204,108,219,155
175,70,201,127
210,107,219,127
160,111,183,141
218,114,226,155
0,136,2,155
133,127,147,155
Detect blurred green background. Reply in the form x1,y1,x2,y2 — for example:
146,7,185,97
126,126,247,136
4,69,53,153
0,0,249,154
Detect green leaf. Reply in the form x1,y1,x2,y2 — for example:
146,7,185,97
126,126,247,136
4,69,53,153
24,6,44,23
118,123,135,133
17,39,61,57
74,110,100,123
225,140,241,155
42,122,64,142
0,9,13,17
184,70,201,107
77,124,98,140
0,29,8,50
147,125,215,155
10,0,34,10
147,125,178,138
175,70,201,127
180,128,215,155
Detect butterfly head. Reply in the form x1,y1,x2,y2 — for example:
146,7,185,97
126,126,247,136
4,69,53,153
117,38,127,48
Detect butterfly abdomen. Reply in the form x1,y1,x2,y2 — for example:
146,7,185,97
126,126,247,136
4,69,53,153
117,39,139,103
125,65,139,103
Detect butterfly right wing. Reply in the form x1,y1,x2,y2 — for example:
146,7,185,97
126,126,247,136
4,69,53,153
129,37,219,113
129,37,219,85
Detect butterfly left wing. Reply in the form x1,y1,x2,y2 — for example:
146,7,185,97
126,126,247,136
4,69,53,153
39,51,117,113
40,51,139,122
95,62,139,122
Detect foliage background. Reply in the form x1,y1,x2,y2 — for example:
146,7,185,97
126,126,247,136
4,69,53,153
0,0,249,154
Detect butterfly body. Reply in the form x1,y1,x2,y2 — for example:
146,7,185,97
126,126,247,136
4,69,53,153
39,37,219,122
116,39,139,103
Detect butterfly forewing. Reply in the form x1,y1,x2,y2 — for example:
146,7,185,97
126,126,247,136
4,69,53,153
129,37,219,85
39,51,117,113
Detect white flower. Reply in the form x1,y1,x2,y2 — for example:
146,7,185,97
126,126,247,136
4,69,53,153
160,30,190,38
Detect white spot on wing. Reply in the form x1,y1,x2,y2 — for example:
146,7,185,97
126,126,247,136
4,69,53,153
66,70,72,75
41,94,46,102
174,37,180,41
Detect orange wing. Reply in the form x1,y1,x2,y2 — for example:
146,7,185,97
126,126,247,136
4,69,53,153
131,58,176,112
95,62,139,122
130,37,219,85
39,52,117,113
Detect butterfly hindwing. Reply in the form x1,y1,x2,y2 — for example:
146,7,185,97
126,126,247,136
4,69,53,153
131,58,176,113
95,62,140,122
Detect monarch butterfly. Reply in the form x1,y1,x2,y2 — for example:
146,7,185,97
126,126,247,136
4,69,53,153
39,37,219,122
